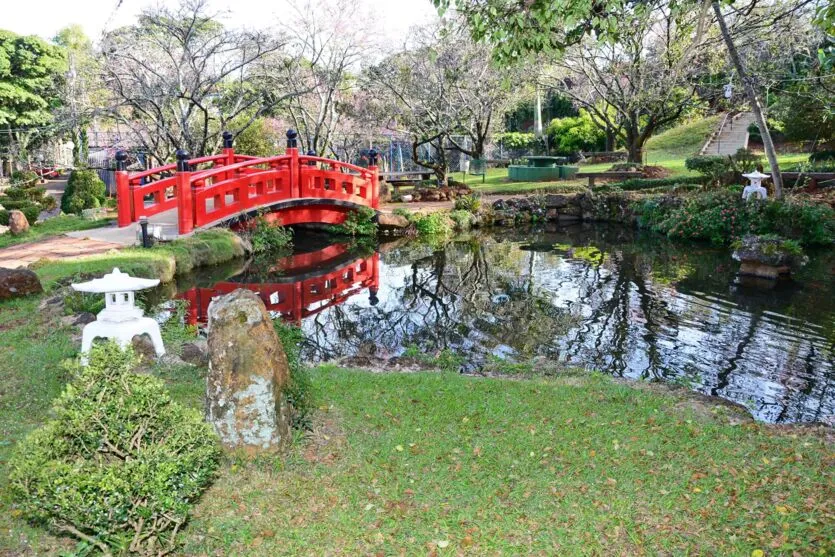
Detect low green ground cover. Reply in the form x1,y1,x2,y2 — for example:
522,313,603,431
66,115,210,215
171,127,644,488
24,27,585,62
0,215,113,249
0,273,832,555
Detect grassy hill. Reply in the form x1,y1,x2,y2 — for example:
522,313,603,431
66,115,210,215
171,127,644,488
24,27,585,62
645,114,722,156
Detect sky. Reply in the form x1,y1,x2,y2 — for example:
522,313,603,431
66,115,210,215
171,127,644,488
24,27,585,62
1,0,438,45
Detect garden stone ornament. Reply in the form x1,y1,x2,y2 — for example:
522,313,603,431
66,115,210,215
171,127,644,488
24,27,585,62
71,268,164,364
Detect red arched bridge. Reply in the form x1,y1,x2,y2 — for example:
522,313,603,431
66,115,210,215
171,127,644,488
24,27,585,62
116,130,379,235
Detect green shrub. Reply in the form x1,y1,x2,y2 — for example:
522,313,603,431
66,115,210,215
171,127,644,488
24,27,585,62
633,189,835,246
10,169,38,186
493,131,537,150
0,203,41,225
412,212,453,235
730,148,763,173
8,343,221,555
4,187,28,200
453,193,482,213
62,170,106,215
449,209,475,230
809,150,835,163
249,216,293,253
609,175,705,191
328,206,378,236
685,155,732,185
546,110,606,154
273,321,313,430
392,207,414,221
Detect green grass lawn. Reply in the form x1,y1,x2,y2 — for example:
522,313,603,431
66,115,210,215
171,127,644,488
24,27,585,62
1,281,832,555
0,215,113,250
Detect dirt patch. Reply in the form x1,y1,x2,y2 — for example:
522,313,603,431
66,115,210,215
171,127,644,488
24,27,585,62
642,165,671,178
301,408,348,465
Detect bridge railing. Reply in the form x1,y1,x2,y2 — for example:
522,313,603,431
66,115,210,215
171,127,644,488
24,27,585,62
115,129,379,234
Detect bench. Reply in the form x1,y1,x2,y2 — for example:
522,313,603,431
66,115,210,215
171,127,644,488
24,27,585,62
380,171,432,184
576,171,646,188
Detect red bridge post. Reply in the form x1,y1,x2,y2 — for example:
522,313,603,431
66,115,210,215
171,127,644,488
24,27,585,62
175,150,194,235
368,149,379,209
286,129,299,197
115,150,133,227
222,131,235,165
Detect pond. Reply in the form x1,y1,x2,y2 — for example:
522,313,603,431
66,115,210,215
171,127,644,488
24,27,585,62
175,224,835,424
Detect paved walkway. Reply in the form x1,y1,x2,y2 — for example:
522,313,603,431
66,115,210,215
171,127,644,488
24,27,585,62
0,236,122,269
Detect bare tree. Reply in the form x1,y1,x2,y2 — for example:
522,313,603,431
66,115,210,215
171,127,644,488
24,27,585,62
368,22,519,184
274,0,376,157
100,0,292,161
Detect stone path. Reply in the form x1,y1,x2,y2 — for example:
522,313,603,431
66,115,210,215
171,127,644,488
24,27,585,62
0,236,122,270
702,112,756,156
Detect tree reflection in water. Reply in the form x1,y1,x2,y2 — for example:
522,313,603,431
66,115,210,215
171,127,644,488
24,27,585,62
182,225,834,424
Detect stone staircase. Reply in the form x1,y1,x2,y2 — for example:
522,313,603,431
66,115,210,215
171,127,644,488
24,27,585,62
701,112,756,156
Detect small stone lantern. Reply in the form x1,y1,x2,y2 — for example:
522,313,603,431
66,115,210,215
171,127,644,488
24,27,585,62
72,268,165,363
742,170,769,201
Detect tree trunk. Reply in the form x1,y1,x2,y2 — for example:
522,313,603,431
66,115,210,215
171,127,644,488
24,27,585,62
712,1,783,199
605,127,616,152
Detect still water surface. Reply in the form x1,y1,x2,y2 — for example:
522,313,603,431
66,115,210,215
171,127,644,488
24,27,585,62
177,225,834,424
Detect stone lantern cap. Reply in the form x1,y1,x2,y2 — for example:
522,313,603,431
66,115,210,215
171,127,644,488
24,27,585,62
71,267,160,293
742,170,770,181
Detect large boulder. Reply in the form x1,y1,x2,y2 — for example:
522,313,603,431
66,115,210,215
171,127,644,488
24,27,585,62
8,210,29,235
206,289,291,454
0,268,43,300
545,194,570,209
377,213,410,231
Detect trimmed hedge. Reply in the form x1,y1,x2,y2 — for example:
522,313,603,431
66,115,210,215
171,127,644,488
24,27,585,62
0,204,40,226
62,169,106,215
607,175,706,191
8,343,221,555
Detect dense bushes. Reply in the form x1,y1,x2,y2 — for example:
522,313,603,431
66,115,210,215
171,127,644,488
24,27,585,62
328,206,378,236
8,343,221,555
608,175,705,191
453,193,482,213
634,189,835,246
10,169,39,187
62,169,106,215
546,110,606,154
0,174,57,226
685,149,763,185
248,216,293,253
0,205,40,225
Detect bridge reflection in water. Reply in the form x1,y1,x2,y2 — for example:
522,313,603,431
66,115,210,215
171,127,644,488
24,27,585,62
178,244,379,326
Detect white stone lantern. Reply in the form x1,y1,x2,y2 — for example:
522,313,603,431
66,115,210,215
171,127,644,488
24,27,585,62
72,268,165,363
742,170,769,201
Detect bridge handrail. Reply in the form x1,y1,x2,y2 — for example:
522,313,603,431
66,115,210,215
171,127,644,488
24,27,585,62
190,154,292,182
298,155,373,178
127,154,228,184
